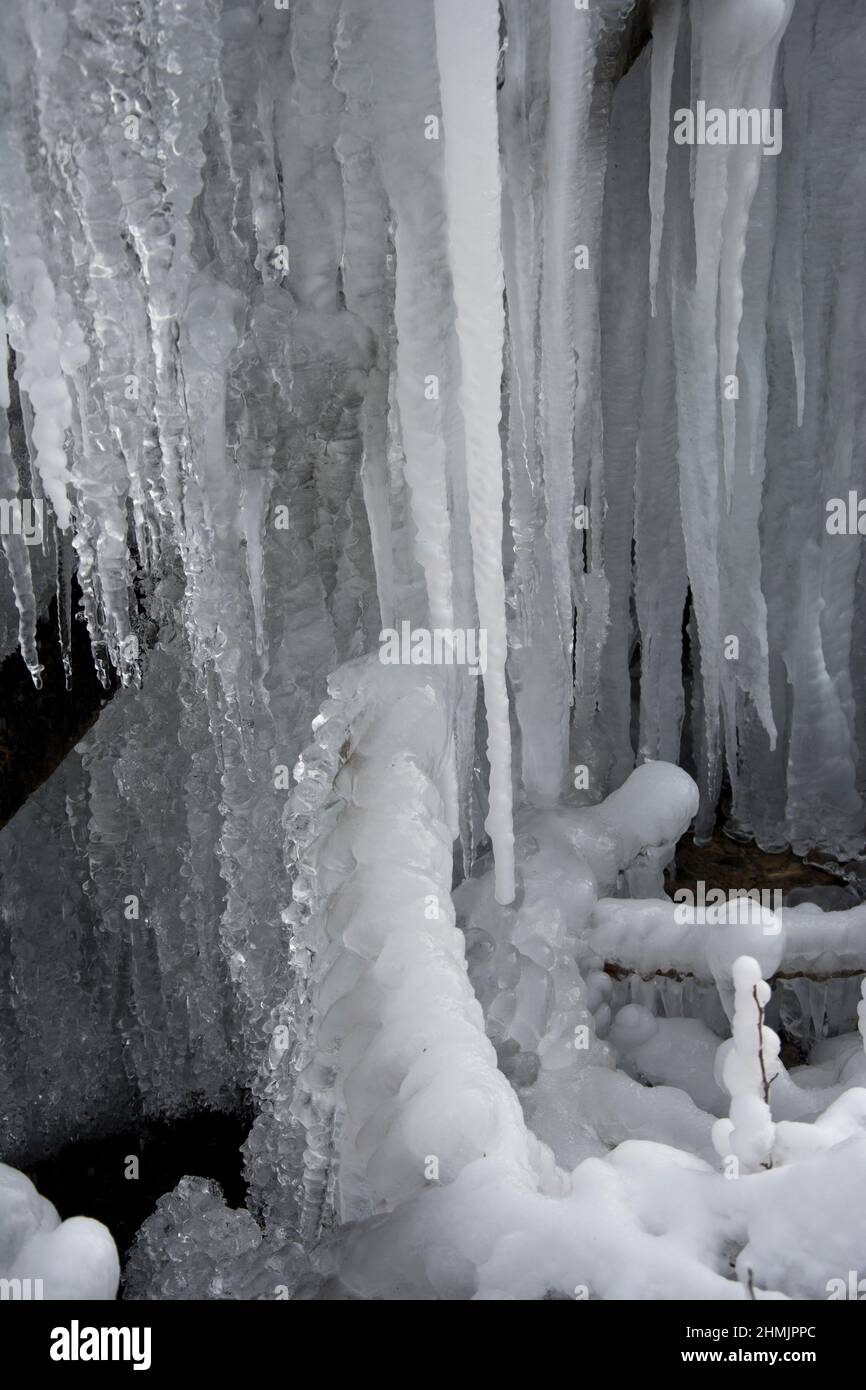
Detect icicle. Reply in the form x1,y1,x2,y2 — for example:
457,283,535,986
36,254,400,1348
598,39,650,789
569,2,614,783
774,7,809,430
718,160,778,827
0,311,10,411
333,3,396,635
391,242,454,635
241,471,269,662
0,315,42,685
671,225,724,823
635,230,688,768
667,0,791,828
716,3,794,500
499,0,570,805
434,0,515,904
648,0,682,318
691,0,794,503
347,0,467,841
4,242,85,531
538,1,595,672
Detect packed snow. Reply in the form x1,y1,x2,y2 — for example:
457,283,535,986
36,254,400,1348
0,1163,118,1300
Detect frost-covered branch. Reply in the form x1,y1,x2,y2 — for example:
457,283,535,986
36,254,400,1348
712,956,780,1173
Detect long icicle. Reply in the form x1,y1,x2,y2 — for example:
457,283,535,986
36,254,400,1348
434,0,515,904
648,0,682,318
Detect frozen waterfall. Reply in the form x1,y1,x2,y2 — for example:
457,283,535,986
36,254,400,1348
1,0,866,1312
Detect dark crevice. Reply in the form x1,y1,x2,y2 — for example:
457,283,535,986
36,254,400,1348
26,1101,255,1282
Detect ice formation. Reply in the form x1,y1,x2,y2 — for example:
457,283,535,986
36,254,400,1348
711,955,780,1173
1,0,866,1302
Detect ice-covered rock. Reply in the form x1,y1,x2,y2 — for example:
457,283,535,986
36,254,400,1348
124,1177,317,1302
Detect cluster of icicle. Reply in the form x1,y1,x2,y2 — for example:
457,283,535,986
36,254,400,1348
1,0,865,911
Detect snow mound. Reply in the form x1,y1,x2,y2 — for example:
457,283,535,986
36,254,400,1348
0,1162,118,1299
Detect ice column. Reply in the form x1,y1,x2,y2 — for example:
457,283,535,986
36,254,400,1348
648,0,682,317
499,0,572,805
434,0,515,903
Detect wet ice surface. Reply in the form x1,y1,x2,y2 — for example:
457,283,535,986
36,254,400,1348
0,0,865,1299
